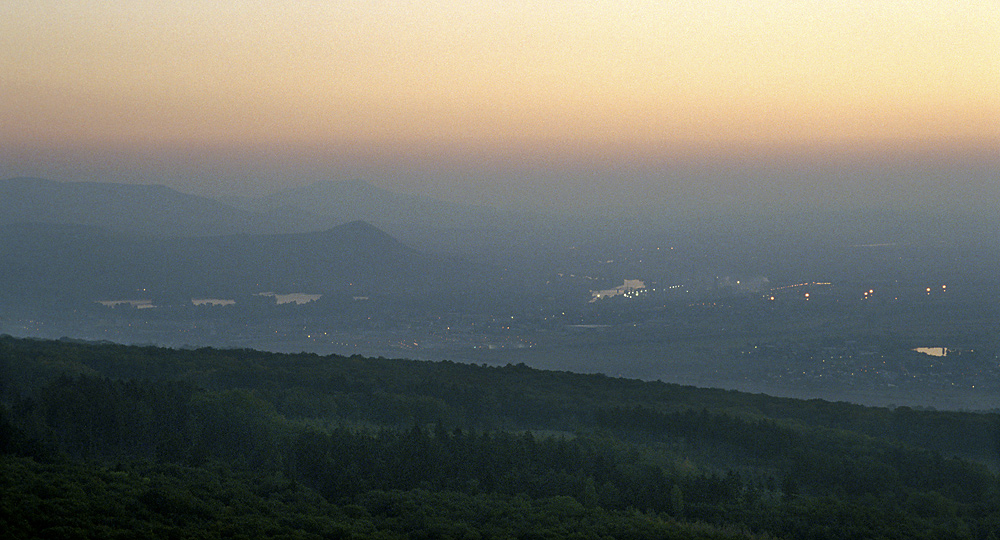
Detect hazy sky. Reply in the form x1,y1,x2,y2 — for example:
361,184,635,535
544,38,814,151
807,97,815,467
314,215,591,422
2,1,997,212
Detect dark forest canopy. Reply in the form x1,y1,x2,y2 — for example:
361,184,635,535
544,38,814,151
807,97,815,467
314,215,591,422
2,335,999,539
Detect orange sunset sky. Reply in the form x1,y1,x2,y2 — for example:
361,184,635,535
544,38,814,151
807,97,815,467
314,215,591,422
1,1,997,212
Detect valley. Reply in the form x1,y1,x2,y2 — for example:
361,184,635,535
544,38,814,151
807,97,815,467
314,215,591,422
2,177,999,411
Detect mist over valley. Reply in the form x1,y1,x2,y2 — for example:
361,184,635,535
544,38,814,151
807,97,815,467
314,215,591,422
3,177,998,410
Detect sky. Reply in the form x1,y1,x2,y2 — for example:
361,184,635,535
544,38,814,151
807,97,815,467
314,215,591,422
1,1,997,213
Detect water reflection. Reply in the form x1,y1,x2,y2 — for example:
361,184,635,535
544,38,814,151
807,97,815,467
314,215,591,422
192,298,235,306
98,300,155,309
256,292,322,305
913,347,947,357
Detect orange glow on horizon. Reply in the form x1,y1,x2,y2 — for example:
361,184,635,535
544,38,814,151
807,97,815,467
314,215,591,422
3,1,998,152
2,0,998,215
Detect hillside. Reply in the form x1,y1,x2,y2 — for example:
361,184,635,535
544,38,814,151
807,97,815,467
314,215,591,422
0,220,460,301
1,336,998,539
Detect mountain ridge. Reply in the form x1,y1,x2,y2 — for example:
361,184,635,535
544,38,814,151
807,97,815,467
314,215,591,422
0,177,307,237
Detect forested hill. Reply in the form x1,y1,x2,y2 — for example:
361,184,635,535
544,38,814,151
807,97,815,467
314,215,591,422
2,336,999,539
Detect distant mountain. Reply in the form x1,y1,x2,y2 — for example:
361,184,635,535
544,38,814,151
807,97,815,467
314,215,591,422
163,220,444,296
222,180,546,253
226,179,504,229
0,220,466,302
0,176,585,258
0,177,309,237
